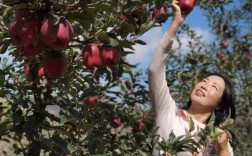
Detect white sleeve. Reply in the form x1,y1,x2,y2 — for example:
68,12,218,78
148,32,178,156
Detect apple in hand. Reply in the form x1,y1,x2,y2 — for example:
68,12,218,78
42,51,67,79
101,46,121,67
9,9,40,47
82,44,102,69
179,0,196,14
40,18,74,51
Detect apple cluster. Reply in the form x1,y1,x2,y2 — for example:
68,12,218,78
82,44,121,70
8,9,74,81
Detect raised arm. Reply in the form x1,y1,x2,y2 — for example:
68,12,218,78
148,0,186,116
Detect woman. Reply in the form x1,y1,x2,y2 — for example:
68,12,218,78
148,1,236,156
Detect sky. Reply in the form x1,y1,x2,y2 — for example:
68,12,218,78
126,6,215,74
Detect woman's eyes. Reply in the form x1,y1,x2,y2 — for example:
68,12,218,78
212,85,218,90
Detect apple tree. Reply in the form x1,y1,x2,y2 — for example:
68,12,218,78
0,0,174,155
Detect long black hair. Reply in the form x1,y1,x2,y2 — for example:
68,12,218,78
186,73,236,126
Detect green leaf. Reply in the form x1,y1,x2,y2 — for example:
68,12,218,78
139,21,154,35
97,32,110,44
0,119,12,136
153,13,171,23
67,143,77,154
117,22,135,38
95,2,117,14
134,39,147,45
118,40,134,50
48,13,61,25
188,116,195,132
109,37,120,47
12,109,23,125
3,3,27,25
51,135,76,154
66,12,93,30
136,149,148,156
3,3,27,17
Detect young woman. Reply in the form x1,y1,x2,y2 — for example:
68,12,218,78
148,1,236,155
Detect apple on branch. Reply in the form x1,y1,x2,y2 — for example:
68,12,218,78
9,9,40,47
101,46,121,67
149,5,169,22
24,64,45,83
20,40,45,59
82,44,102,69
85,96,99,108
42,51,67,79
40,17,74,51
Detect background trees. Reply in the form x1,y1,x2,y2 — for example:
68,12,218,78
0,0,251,155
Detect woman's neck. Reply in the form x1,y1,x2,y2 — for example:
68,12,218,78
187,106,212,124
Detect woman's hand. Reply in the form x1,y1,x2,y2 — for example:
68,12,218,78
171,0,187,26
214,128,231,156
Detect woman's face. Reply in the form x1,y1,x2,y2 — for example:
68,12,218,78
190,75,225,110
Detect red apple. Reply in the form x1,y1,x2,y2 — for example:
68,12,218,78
40,18,74,51
24,64,45,82
160,6,168,14
222,41,229,49
179,0,196,14
42,51,67,78
82,44,102,69
138,121,144,131
85,96,99,108
142,4,147,11
101,46,121,67
38,67,45,79
24,64,33,82
216,51,222,57
113,118,121,126
245,52,251,61
149,6,168,21
119,14,127,22
9,9,40,47
20,40,45,58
